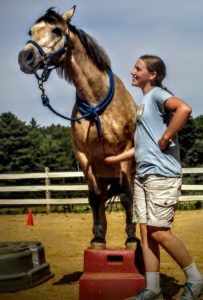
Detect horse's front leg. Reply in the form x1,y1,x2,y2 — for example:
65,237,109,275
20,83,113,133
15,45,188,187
72,149,107,248
120,193,137,246
120,172,139,249
89,191,107,249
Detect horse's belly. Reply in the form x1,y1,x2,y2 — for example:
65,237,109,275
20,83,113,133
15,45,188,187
92,161,120,178
91,161,121,178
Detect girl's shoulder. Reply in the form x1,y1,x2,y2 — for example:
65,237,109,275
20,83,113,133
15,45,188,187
151,87,173,102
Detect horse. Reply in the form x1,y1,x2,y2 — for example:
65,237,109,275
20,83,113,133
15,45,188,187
18,6,138,249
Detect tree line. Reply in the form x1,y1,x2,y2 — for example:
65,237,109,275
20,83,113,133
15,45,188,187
0,112,77,173
0,112,202,174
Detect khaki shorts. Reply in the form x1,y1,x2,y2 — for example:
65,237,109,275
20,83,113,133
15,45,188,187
132,175,182,228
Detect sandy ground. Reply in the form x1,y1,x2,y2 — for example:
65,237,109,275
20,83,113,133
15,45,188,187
0,210,202,300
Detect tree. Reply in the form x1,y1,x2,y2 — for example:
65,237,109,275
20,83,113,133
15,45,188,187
0,113,77,172
179,115,203,167
0,113,32,172
193,115,203,166
27,118,45,171
41,124,76,171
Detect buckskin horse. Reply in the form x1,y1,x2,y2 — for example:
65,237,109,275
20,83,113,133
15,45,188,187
18,6,138,249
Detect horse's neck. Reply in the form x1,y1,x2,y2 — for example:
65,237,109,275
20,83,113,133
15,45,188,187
66,40,109,105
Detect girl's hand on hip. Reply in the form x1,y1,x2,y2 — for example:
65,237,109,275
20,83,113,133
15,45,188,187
158,137,172,150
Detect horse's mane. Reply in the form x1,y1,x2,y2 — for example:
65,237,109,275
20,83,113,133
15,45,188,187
35,8,67,27
35,8,111,79
76,27,111,71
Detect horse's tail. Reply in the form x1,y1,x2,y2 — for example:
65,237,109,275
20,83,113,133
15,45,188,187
105,171,134,211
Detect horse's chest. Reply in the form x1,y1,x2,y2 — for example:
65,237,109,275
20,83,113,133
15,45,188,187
72,119,98,141
72,117,118,149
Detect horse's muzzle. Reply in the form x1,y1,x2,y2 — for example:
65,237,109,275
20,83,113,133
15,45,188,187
18,48,43,74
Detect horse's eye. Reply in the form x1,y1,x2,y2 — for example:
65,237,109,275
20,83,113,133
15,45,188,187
52,28,62,36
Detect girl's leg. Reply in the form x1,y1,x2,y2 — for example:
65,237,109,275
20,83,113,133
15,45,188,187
149,226,202,299
149,226,192,269
140,224,161,294
140,224,160,272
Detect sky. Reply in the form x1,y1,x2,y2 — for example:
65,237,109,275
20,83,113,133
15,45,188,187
1,0,203,127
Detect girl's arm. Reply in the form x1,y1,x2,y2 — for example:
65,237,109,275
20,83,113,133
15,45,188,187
104,147,135,165
159,97,192,150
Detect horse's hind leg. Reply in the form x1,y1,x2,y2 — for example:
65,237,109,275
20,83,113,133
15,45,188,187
88,191,107,249
120,173,139,248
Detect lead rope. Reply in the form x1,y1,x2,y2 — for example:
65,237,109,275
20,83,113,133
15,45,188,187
35,67,115,137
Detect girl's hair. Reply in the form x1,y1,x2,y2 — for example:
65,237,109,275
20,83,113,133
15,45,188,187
140,54,173,94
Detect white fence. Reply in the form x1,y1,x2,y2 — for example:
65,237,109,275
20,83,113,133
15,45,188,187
0,167,203,212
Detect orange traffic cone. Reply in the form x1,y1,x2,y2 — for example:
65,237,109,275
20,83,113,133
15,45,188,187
27,208,34,226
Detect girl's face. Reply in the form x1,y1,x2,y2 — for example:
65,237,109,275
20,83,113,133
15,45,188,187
131,58,156,89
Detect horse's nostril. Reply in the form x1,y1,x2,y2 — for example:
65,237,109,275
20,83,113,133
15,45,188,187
27,52,34,61
18,49,35,66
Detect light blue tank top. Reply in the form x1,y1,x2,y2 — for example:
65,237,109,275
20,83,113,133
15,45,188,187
135,87,182,177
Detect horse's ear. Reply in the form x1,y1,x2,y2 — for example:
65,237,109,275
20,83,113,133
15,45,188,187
62,5,76,22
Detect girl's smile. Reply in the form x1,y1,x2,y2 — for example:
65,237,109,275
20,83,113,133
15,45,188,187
131,58,156,94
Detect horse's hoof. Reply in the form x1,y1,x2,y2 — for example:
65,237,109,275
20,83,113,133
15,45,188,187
90,242,106,250
125,237,140,250
125,242,137,250
90,238,106,250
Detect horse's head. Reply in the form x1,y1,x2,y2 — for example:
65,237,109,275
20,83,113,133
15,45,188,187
18,6,76,74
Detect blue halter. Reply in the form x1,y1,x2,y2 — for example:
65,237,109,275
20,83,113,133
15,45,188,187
26,35,71,62
27,37,115,137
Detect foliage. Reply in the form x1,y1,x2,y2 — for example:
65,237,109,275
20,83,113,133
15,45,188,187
0,113,32,172
0,112,77,172
178,115,203,167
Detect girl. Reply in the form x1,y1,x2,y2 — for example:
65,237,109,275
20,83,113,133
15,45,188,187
105,55,202,300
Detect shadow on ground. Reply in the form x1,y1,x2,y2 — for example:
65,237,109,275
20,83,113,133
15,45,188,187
161,273,183,300
53,271,83,285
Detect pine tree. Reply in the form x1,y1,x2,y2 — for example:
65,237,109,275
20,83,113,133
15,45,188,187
0,113,32,172
179,115,203,167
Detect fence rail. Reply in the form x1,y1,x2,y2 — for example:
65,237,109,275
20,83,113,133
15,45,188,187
0,168,203,212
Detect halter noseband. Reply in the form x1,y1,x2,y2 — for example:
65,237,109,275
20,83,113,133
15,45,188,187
26,34,73,65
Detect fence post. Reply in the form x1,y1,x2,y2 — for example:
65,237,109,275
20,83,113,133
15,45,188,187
45,167,51,213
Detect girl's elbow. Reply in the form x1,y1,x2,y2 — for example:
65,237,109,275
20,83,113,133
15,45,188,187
187,105,192,116
183,104,192,116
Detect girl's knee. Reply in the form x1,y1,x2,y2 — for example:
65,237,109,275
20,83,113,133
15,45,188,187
148,226,170,243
